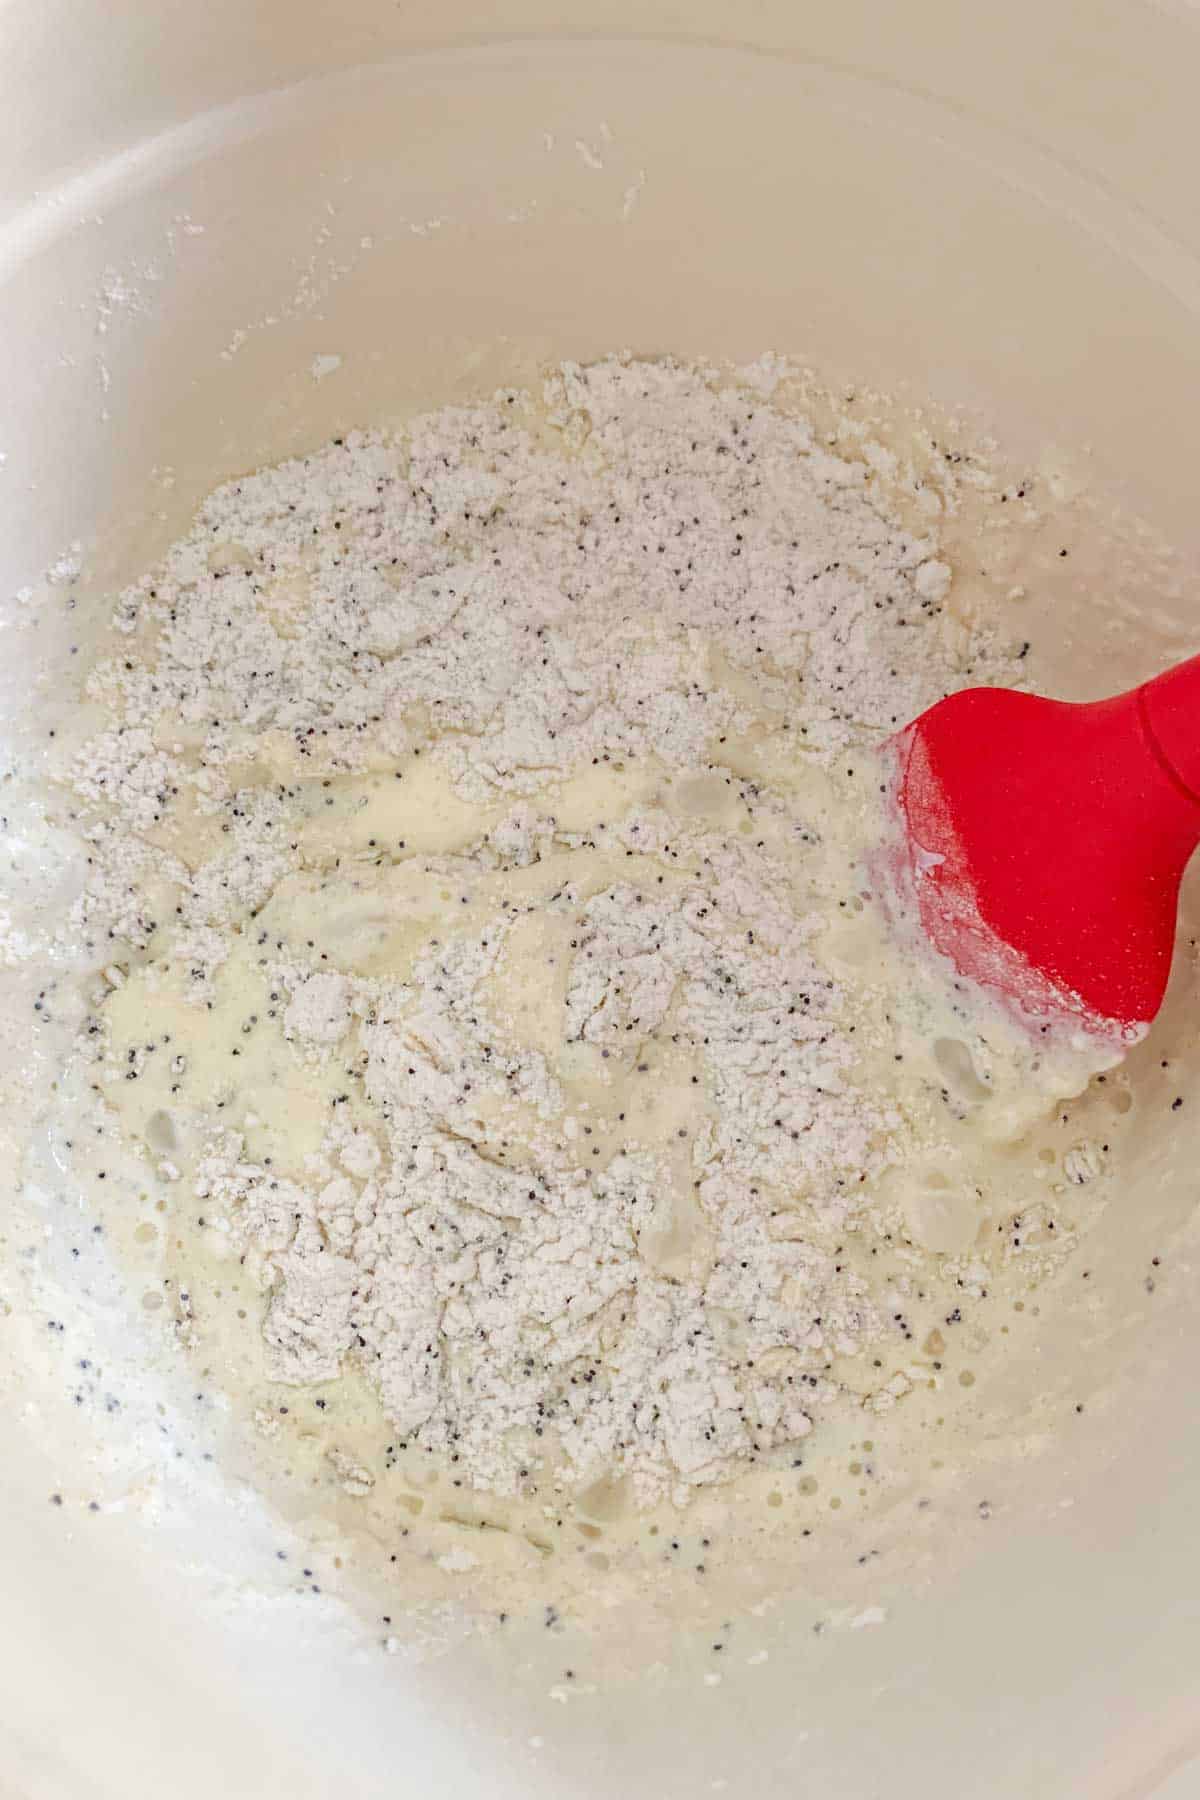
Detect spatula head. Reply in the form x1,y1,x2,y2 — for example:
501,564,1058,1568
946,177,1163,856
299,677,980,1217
891,683,1198,1036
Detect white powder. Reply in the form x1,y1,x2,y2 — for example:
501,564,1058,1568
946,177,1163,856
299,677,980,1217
70,357,1048,1509
283,972,352,1049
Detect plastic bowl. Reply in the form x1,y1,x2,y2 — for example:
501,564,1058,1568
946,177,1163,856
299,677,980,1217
3,4,1200,1794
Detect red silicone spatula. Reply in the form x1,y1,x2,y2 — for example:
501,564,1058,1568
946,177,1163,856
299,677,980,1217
889,651,1200,1038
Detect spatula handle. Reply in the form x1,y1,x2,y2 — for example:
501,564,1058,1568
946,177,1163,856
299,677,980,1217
1139,652,1200,806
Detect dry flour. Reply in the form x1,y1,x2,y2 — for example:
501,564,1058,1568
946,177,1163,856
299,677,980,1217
68,358,1081,1509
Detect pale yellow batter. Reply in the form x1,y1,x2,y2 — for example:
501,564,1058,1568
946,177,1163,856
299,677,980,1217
50,358,1145,1642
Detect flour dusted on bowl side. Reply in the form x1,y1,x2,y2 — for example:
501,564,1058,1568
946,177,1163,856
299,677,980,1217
64,357,1108,1512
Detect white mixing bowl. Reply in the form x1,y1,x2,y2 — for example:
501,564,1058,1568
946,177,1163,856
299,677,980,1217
3,3,1200,1795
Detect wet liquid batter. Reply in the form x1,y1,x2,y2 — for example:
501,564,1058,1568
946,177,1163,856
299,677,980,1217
48,357,1150,1648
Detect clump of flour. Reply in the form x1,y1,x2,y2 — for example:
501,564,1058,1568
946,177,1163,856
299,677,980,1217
68,357,1037,1507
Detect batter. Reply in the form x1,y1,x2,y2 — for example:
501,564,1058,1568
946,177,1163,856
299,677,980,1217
58,357,1123,1555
